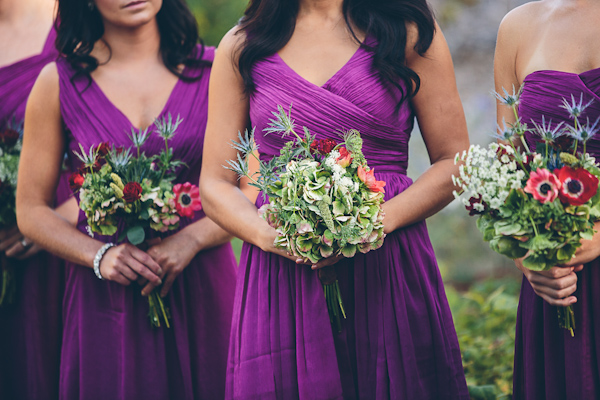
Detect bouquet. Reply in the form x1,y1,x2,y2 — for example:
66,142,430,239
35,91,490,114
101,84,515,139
453,88,600,336
71,115,202,327
227,105,386,332
0,119,22,306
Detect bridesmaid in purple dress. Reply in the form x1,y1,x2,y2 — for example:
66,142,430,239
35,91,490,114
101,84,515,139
0,1,76,399
16,0,239,398
495,2,600,399
201,0,470,398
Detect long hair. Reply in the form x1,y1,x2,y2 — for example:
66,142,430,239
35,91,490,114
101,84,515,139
55,0,208,83
237,0,435,105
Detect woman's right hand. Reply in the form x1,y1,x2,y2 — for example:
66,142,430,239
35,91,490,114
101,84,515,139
516,258,583,307
98,243,163,288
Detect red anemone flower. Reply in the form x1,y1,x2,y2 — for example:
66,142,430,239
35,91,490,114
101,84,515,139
555,166,599,206
357,165,386,193
173,182,202,218
524,168,560,203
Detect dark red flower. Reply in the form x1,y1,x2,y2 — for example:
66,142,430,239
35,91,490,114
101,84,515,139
310,138,337,155
0,128,20,146
465,194,487,216
69,173,85,192
123,182,143,203
96,142,110,157
552,135,575,152
115,146,125,154
555,166,599,206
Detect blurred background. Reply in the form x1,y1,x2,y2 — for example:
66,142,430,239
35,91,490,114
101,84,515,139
188,0,530,398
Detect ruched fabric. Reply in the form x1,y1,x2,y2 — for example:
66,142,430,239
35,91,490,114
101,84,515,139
226,42,469,399
55,47,237,400
514,68,600,400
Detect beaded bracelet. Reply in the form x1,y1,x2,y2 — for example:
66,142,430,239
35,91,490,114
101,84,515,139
93,243,116,280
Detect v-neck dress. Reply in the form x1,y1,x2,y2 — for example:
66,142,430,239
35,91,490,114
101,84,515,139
225,41,469,399
514,68,600,400
0,27,70,400
55,46,237,400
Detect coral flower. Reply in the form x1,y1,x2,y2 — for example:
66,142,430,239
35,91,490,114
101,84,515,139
555,166,599,206
173,182,202,218
357,165,386,193
337,147,353,168
524,168,560,203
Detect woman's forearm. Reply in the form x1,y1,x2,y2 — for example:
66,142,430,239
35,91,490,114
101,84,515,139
18,203,103,268
382,158,458,233
200,178,273,251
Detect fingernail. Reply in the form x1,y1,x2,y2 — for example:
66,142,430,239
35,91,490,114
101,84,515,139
158,279,162,285
296,259,302,264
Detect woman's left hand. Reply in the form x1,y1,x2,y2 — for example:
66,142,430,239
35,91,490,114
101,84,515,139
144,231,200,297
0,225,42,260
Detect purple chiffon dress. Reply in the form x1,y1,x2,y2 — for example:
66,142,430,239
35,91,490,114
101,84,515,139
0,28,70,400
226,42,469,399
514,68,600,399
55,46,237,400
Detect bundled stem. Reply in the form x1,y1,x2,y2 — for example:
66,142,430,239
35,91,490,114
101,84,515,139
0,255,15,306
147,290,171,328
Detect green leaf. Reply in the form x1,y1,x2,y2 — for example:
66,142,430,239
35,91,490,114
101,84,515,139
494,222,523,236
139,208,150,220
522,253,549,271
490,236,528,259
127,225,146,245
341,244,356,258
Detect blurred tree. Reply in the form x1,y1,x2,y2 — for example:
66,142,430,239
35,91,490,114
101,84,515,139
187,0,247,46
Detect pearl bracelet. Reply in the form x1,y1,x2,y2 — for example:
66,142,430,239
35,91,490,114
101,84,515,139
93,243,116,280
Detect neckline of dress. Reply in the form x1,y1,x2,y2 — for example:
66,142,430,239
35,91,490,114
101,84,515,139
524,66,600,82
274,41,365,89
0,26,54,71
88,68,186,132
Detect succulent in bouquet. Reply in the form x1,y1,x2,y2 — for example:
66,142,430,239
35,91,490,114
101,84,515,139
453,88,600,336
71,115,202,327
227,105,386,332
0,119,23,306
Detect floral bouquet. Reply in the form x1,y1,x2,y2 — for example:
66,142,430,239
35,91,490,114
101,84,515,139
0,119,22,306
453,89,600,336
227,105,386,332
70,115,202,327
0,119,23,306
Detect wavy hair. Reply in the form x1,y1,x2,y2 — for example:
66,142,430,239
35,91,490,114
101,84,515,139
55,0,208,83
237,0,435,105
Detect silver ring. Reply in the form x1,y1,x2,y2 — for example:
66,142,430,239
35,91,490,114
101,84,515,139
20,239,31,248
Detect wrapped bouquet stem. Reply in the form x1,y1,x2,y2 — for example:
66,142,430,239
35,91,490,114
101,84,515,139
454,88,600,336
227,105,386,332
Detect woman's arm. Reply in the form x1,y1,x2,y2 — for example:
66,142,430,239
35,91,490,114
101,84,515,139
200,29,290,259
380,23,469,233
17,63,163,290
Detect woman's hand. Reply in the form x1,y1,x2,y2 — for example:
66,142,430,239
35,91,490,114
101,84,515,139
145,231,201,297
98,243,163,288
258,224,343,269
516,258,582,307
0,225,42,259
